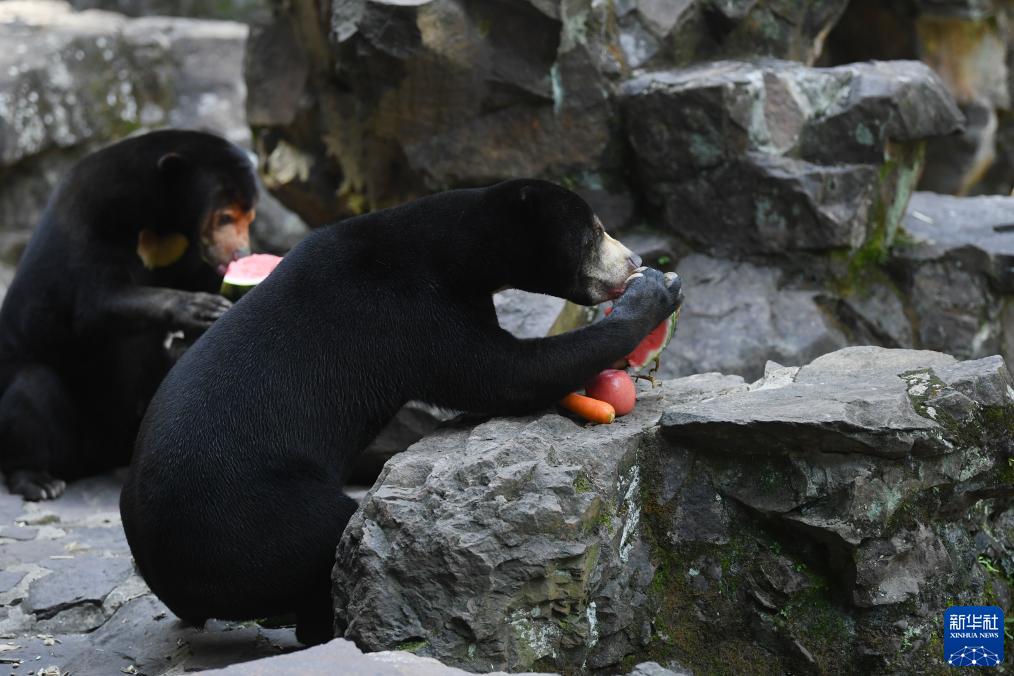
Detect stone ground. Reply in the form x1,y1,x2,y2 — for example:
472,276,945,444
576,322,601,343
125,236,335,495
0,472,311,676
0,474,675,676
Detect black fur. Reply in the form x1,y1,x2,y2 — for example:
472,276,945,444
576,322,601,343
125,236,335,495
120,179,681,643
0,130,257,500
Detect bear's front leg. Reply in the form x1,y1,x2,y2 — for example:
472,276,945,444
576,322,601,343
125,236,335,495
419,268,682,415
75,286,233,336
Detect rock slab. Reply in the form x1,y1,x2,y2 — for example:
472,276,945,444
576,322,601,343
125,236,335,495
335,347,1014,673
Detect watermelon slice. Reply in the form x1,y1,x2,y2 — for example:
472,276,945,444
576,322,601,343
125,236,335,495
603,305,681,374
220,254,282,300
626,308,679,372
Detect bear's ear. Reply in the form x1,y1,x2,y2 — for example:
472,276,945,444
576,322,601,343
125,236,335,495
157,152,187,175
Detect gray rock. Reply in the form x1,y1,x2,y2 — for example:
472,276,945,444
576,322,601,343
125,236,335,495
334,374,740,672
200,637,552,676
245,0,854,222
0,569,26,593
662,346,958,460
921,102,999,194
337,347,1014,672
621,60,961,257
0,526,38,541
892,191,1014,364
23,555,134,619
902,191,1014,293
36,601,108,633
493,290,594,340
828,279,915,349
0,472,310,676
69,0,271,22
657,254,847,381
627,661,692,676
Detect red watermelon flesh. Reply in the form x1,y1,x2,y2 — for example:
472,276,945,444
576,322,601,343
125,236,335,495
223,254,282,284
603,305,680,372
221,254,282,300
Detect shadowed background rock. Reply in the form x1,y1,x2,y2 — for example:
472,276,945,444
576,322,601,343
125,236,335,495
244,0,1014,382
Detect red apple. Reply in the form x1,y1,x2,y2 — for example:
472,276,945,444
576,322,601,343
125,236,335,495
585,369,636,416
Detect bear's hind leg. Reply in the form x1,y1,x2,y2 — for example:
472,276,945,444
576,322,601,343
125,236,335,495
295,597,334,646
294,493,359,645
0,363,78,500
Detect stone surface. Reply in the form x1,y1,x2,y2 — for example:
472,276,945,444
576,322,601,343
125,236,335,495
335,347,1014,673
201,638,551,676
245,0,854,224
335,374,747,673
23,555,134,619
656,254,847,381
0,473,303,676
901,191,1014,292
889,191,1014,362
69,0,271,22
493,289,594,340
824,0,1013,195
621,59,962,256
0,475,714,675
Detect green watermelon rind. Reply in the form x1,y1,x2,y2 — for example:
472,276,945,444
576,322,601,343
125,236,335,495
219,254,282,301
220,279,259,301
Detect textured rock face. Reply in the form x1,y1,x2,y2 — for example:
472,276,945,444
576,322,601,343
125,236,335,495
654,254,847,381
69,0,270,22
245,0,852,226
826,0,1013,195
652,348,1014,671
334,373,748,672
200,638,552,676
891,191,1014,361
621,59,962,256
334,347,1014,673
242,0,1004,383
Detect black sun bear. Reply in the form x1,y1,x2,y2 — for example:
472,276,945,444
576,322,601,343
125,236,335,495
0,129,258,500
120,179,682,644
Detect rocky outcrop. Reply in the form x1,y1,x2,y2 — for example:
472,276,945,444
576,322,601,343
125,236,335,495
200,638,684,676
893,191,1014,360
244,0,853,227
655,254,848,381
334,347,1014,673
69,0,270,22
620,59,961,257
243,0,1009,383
826,0,1014,195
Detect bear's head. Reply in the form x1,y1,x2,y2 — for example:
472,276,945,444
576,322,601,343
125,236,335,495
133,131,258,279
502,180,642,306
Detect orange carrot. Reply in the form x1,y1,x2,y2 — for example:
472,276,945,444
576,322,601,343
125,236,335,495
560,392,615,424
